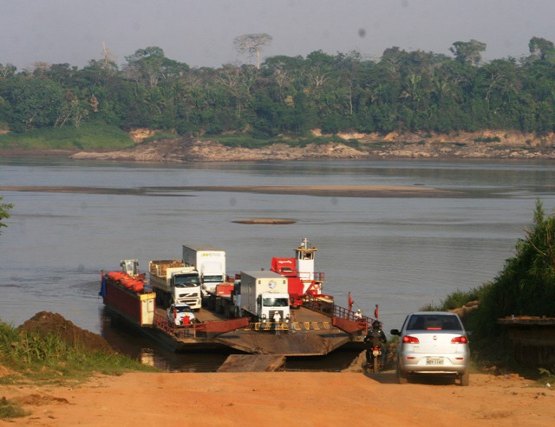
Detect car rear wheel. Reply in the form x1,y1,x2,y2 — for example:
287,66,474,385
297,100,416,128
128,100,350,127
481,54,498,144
397,364,408,384
459,370,470,386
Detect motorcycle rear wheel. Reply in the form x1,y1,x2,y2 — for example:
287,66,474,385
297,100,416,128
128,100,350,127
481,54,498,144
373,356,380,373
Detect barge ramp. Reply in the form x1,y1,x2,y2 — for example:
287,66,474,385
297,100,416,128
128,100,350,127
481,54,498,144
143,305,366,356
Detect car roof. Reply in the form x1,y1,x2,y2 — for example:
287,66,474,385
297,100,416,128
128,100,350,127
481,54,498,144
408,311,458,316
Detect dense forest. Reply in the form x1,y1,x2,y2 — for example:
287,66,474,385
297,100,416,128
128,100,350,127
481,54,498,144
1,37,554,139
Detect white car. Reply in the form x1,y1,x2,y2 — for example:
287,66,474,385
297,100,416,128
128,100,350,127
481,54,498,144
390,311,470,386
167,303,196,327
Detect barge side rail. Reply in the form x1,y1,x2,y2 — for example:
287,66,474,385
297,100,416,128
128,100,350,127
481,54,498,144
303,297,370,334
153,311,197,338
154,311,250,339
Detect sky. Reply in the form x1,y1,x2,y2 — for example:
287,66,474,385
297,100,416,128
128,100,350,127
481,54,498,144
2,0,555,70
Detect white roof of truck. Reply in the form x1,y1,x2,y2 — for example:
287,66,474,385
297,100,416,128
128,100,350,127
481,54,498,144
182,245,225,251
241,270,284,279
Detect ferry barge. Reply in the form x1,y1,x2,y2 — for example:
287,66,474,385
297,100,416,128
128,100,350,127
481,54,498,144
99,239,372,356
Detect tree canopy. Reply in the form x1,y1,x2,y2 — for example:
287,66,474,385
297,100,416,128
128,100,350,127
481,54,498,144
1,37,554,139
233,33,273,69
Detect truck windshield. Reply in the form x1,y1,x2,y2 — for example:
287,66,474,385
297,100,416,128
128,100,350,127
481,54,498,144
174,275,200,287
262,297,289,307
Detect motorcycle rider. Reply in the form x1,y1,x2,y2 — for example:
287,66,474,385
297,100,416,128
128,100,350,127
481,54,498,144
364,320,387,368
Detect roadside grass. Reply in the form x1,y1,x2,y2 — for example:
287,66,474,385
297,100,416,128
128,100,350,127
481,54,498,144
0,123,133,151
0,321,154,385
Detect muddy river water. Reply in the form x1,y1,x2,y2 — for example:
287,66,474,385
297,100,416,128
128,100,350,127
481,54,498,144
1,158,554,370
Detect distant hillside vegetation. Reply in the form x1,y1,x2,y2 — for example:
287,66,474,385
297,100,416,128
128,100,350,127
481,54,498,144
1,37,554,151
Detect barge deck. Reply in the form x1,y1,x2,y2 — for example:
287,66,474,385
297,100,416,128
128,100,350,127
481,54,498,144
102,277,368,356
135,305,367,355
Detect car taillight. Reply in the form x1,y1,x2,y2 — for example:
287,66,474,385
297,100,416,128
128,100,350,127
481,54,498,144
402,335,419,344
451,336,468,344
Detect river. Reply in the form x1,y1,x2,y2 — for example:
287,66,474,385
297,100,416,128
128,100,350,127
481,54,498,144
1,158,554,370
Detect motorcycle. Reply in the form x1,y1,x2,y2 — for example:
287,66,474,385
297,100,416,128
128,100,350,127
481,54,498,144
364,344,383,373
364,326,387,373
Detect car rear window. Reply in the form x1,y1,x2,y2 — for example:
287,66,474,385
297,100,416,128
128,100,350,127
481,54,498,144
407,314,462,331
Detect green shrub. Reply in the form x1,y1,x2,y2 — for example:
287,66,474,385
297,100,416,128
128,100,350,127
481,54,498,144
420,288,479,312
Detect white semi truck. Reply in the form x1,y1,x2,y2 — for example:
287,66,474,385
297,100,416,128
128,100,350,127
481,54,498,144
239,271,290,323
182,245,226,295
148,260,202,309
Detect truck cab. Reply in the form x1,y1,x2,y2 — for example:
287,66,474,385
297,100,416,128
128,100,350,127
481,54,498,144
182,245,226,295
199,268,226,295
240,271,291,323
149,260,202,310
170,269,201,309
258,293,290,323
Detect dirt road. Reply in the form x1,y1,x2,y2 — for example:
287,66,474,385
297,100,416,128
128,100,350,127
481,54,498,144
1,371,554,426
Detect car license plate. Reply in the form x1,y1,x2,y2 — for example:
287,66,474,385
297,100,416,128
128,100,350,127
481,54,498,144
426,357,444,365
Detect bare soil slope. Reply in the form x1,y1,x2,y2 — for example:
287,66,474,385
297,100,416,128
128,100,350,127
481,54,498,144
18,311,113,353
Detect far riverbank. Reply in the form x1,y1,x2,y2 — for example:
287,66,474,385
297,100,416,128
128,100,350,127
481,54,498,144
1,129,554,163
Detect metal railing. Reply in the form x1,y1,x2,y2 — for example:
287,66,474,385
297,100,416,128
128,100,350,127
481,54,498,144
153,310,250,339
153,311,197,338
303,296,371,334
